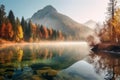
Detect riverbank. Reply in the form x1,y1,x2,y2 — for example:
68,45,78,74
92,42,120,52
0,39,28,49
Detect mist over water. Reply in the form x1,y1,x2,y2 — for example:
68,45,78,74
0,41,119,80
0,41,92,79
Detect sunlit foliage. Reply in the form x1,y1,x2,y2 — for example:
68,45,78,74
99,0,120,44
0,4,65,42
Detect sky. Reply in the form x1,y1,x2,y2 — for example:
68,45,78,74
0,0,109,23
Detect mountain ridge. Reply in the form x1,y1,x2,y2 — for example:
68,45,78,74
29,5,100,43
84,20,98,30
31,5,57,20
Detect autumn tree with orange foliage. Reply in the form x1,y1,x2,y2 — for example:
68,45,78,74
0,22,6,38
0,19,14,40
40,25,49,39
0,4,66,42
5,20,14,40
99,0,120,44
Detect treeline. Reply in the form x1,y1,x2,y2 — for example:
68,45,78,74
99,0,120,44
0,4,65,42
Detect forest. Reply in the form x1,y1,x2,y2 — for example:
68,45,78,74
1,0,120,45
99,0,120,44
0,4,65,43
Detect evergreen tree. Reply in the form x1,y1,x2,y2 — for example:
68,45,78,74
16,17,21,28
0,4,6,27
21,16,28,40
27,20,32,41
107,0,117,19
8,10,16,31
52,30,57,40
8,10,16,40
21,17,25,32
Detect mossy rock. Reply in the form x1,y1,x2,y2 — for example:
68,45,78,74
32,75,45,80
36,68,58,77
46,69,58,76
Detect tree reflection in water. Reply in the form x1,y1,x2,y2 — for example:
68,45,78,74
0,43,90,80
88,52,120,80
1,44,120,80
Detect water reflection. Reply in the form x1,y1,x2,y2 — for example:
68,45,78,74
54,51,120,80
0,43,90,80
87,52,120,80
0,43,120,80
55,60,104,80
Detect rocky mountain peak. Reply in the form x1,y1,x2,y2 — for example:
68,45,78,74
31,5,57,19
43,5,57,12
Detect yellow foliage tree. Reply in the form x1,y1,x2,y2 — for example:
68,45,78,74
17,25,23,39
113,9,120,43
16,25,23,42
101,0,118,43
101,7,120,43
105,8,120,43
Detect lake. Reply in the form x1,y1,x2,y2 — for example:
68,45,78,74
0,42,120,80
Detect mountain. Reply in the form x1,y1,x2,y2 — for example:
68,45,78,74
84,20,98,30
30,5,100,43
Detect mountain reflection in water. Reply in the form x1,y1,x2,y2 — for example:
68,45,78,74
55,60,103,80
0,42,120,80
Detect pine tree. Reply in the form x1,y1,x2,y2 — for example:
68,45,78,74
0,4,6,27
8,10,16,40
21,17,25,32
27,20,32,41
52,30,57,40
8,10,16,32
21,16,28,40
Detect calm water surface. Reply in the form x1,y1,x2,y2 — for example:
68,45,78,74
0,42,120,80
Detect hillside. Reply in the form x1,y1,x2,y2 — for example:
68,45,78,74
30,5,97,40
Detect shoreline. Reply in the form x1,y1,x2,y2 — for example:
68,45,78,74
92,43,120,52
0,39,89,49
